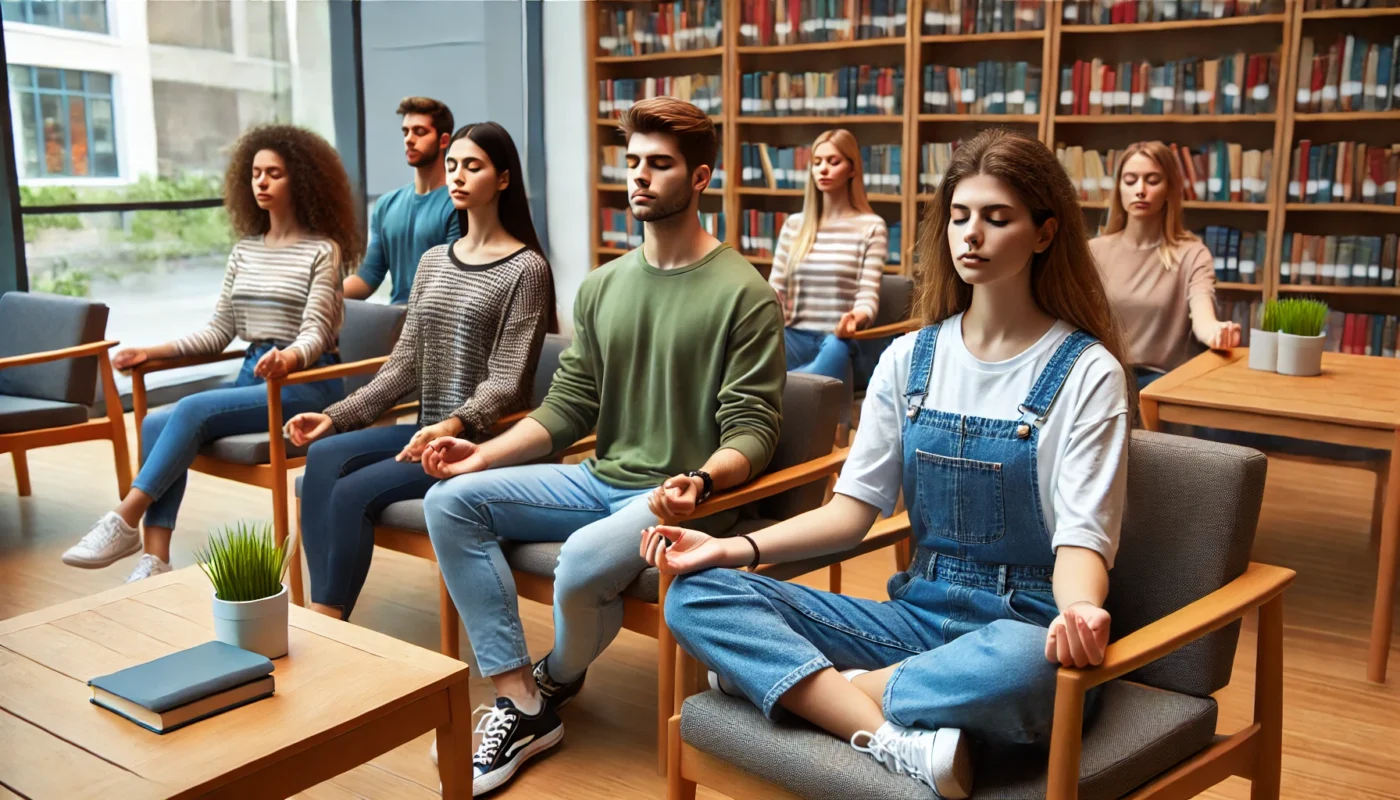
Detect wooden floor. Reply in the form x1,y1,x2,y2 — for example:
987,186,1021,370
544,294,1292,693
2,432,1398,799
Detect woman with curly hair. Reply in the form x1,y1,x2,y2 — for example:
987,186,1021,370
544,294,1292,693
62,124,364,583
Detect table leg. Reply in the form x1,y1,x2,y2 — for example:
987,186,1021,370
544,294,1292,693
1367,431,1400,683
1139,397,1160,432
438,680,474,799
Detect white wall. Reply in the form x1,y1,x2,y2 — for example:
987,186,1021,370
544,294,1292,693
541,0,588,333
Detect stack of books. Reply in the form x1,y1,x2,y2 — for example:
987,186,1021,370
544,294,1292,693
88,641,274,734
1062,0,1281,23
1279,232,1400,286
1056,142,1271,203
923,62,1042,114
1287,140,1400,205
1058,51,1279,116
597,1,724,56
739,0,909,45
1327,312,1400,357
602,147,725,188
741,66,904,116
598,75,723,119
1295,36,1400,114
920,140,963,193
1199,225,1268,283
740,142,902,193
922,0,1047,34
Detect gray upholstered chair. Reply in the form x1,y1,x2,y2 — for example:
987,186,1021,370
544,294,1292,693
0,292,130,498
840,274,918,443
129,299,407,605
668,430,1296,800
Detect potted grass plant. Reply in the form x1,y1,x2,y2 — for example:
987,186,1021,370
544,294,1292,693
1248,300,1282,372
1274,298,1330,377
196,522,290,659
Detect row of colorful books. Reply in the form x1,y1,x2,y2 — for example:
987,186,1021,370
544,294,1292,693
921,62,1042,115
1288,141,1400,205
596,1,724,57
1202,225,1268,284
921,0,1048,34
600,209,729,249
599,146,727,189
1055,142,1272,203
738,0,910,45
597,76,722,119
740,210,900,264
740,67,904,116
1295,36,1400,114
1061,0,1281,24
1058,52,1279,116
1329,313,1400,358
739,142,904,193
1279,233,1399,286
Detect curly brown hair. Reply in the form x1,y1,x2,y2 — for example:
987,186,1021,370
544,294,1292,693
223,124,364,271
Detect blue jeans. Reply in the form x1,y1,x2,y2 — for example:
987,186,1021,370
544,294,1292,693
424,462,654,681
1133,367,1164,391
134,344,343,531
785,327,855,388
300,425,439,617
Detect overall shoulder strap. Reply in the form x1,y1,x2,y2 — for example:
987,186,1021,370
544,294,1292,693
902,323,942,418
1018,329,1100,425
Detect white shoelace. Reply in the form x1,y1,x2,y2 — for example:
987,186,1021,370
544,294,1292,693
127,555,167,581
851,730,930,785
473,705,518,767
81,516,122,551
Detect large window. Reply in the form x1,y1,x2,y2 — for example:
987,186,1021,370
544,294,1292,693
1,0,107,34
9,65,117,178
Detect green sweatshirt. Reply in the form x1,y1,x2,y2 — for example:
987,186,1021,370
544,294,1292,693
530,243,785,492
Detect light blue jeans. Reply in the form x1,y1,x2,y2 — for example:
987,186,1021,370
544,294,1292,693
424,462,656,681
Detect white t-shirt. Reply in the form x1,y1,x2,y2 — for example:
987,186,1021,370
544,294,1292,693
833,313,1130,567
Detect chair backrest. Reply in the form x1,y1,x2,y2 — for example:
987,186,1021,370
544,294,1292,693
872,274,914,327
339,300,407,394
532,333,572,408
747,372,845,521
0,291,108,405
1106,430,1267,697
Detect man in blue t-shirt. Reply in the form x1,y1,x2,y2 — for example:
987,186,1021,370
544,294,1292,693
344,97,461,304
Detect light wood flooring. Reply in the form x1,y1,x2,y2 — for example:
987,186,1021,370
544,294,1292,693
1,431,1398,799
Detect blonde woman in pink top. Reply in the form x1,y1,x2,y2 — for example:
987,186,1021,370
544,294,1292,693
1089,141,1240,389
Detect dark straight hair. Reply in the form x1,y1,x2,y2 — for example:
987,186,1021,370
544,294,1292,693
448,121,558,333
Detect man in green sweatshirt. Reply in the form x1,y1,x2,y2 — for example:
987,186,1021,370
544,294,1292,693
419,98,785,791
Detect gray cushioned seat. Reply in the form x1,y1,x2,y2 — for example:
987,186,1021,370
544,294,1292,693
0,395,89,434
0,292,108,407
680,682,1217,800
201,432,311,464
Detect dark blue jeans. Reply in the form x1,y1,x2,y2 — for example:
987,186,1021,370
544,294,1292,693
300,424,441,617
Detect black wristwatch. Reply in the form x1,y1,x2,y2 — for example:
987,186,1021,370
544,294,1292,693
685,470,714,503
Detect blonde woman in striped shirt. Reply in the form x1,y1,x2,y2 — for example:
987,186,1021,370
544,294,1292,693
62,125,363,583
769,129,889,393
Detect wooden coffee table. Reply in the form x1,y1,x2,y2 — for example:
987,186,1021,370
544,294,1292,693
1140,349,1400,683
0,567,474,798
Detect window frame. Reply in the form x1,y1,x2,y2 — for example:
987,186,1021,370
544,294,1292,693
2,0,109,35
10,65,119,179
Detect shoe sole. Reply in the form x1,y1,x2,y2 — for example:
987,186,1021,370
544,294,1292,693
932,728,972,800
471,722,565,796
62,537,143,569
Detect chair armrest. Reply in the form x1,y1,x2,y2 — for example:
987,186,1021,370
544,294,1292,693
558,433,598,459
491,410,529,435
674,447,850,525
0,340,119,371
755,511,911,581
851,319,920,341
273,356,390,386
131,349,245,375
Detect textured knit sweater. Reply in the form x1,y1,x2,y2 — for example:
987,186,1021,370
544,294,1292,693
768,212,888,331
173,235,344,368
324,244,551,439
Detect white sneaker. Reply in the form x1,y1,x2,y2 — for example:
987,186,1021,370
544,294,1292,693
707,670,740,697
852,722,972,799
125,554,171,583
62,512,142,568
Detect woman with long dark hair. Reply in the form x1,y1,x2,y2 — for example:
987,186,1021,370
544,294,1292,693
287,121,557,621
62,124,361,583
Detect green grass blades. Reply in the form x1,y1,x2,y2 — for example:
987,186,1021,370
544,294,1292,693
1274,298,1329,338
195,521,289,602
1258,300,1282,333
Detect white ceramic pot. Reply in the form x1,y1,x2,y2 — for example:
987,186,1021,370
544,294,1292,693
212,584,288,659
1276,332,1325,377
1247,330,1278,372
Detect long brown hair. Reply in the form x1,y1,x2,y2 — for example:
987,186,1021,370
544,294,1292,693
914,128,1137,413
788,128,876,269
1102,140,1198,271
223,124,364,271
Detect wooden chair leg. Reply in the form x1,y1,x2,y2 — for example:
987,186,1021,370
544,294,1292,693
98,350,132,499
658,573,677,777
288,496,306,607
1371,461,1389,554
829,563,842,593
667,715,696,800
1251,594,1284,800
894,537,912,572
439,572,460,659
11,451,30,497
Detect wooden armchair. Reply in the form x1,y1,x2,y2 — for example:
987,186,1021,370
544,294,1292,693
129,300,408,605
668,430,1295,800
0,292,130,498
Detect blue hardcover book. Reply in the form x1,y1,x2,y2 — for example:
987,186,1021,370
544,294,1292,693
88,641,274,734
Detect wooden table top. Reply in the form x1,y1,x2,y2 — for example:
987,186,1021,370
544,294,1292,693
1141,349,1400,431
0,567,469,799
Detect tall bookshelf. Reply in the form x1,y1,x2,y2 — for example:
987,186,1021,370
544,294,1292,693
585,0,1399,327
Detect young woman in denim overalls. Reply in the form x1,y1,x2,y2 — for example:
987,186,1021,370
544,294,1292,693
644,130,1136,798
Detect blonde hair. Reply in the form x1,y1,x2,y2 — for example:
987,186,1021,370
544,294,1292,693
1102,140,1198,271
787,129,875,270
914,129,1138,415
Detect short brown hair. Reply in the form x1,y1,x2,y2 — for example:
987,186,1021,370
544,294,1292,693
618,97,717,176
396,96,454,138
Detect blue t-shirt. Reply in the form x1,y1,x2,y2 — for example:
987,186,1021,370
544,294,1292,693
356,184,460,304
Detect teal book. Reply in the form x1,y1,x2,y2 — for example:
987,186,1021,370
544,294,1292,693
88,640,275,734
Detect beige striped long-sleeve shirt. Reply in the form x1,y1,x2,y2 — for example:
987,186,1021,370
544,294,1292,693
768,212,888,332
172,236,344,367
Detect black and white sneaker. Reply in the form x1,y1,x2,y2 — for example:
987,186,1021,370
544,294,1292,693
533,656,586,711
469,697,564,796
